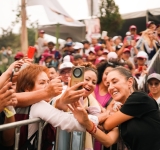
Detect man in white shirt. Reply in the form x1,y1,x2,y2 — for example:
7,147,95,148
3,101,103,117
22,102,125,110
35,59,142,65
35,30,47,63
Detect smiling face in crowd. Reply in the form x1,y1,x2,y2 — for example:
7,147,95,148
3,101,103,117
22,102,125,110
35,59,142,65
107,70,133,103
148,79,160,95
83,70,97,98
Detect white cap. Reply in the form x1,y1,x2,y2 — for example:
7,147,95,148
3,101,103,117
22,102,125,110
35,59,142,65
73,42,84,49
98,56,105,61
112,36,119,41
88,47,96,54
63,55,71,62
136,51,148,59
107,52,118,61
103,49,109,54
59,62,74,73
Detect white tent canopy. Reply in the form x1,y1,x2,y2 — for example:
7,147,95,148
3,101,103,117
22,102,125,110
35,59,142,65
27,0,99,21
114,0,160,19
121,7,160,20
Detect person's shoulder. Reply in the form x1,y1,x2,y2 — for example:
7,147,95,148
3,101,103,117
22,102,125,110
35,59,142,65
131,91,148,97
129,91,151,102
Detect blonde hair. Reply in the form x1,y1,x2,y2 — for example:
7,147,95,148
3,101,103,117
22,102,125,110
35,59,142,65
141,29,158,51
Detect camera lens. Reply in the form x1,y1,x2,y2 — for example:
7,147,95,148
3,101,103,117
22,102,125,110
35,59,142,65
73,68,82,78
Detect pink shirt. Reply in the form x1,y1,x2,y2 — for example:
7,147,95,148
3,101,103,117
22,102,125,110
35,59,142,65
94,85,111,107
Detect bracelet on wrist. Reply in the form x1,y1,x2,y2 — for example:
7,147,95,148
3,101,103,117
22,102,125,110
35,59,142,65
86,122,97,134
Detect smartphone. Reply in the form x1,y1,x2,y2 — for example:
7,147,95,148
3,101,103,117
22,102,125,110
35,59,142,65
70,66,85,90
101,31,108,39
27,46,36,59
10,69,14,82
138,66,143,72
126,36,132,45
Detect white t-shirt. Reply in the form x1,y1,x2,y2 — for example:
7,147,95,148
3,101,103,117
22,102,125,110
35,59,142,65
36,37,47,58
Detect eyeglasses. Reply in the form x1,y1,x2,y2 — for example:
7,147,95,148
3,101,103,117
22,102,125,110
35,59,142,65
60,71,71,75
148,82,160,87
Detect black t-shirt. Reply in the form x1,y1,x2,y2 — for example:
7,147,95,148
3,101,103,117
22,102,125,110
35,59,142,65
119,92,160,150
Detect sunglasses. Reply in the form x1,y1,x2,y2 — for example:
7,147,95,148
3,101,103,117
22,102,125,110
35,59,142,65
148,82,160,86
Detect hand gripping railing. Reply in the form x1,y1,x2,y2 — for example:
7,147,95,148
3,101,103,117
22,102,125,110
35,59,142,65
0,118,43,150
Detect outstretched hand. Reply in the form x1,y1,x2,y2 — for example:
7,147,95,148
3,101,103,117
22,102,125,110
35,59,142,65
59,81,86,105
0,82,17,112
45,76,63,98
68,101,90,127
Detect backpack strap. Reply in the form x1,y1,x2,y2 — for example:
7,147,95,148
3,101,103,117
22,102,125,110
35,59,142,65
20,130,38,150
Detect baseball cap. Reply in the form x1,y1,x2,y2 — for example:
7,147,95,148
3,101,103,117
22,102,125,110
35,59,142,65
112,36,119,42
73,42,84,49
63,55,74,63
129,25,137,30
147,21,155,28
14,52,24,61
39,30,45,33
59,62,74,73
89,47,96,54
136,51,148,59
103,49,109,54
65,42,73,47
147,73,160,82
107,52,118,61
94,46,102,52
95,56,106,65
41,53,53,60
123,48,130,53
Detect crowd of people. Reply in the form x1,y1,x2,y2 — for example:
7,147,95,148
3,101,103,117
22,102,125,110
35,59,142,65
0,20,160,150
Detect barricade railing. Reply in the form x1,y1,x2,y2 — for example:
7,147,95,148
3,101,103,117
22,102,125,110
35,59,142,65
0,118,126,150
0,118,43,150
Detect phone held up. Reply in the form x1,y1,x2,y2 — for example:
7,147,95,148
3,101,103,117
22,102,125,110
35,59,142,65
70,66,85,90
27,46,36,59
101,31,108,39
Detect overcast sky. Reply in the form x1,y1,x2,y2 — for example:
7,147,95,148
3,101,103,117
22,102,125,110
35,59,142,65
0,0,159,34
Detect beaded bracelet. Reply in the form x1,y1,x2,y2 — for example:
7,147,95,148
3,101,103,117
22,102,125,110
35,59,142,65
86,122,97,134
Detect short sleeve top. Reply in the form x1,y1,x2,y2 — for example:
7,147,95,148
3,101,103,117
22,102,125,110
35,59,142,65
119,92,160,150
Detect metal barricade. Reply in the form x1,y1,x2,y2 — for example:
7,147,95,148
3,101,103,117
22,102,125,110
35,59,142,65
0,118,127,150
0,118,43,150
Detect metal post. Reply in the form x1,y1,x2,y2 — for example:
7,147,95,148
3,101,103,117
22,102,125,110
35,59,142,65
14,126,21,150
55,23,60,50
69,132,73,150
146,10,149,24
55,127,60,150
37,121,43,150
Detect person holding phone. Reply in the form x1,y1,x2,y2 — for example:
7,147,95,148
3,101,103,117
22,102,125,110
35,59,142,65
55,62,102,150
15,64,98,149
134,51,148,80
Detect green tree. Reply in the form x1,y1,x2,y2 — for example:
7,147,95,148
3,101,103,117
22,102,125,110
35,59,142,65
99,0,123,36
27,28,36,46
0,29,20,53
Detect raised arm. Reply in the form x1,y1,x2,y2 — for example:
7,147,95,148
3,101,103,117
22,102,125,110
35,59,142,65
16,77,63,107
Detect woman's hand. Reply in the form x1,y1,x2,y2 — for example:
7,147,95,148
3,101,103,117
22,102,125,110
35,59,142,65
59,82,86,104
109,101,122,115
45,76,63,98
68,101,90,127
0,82,17,112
